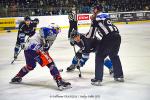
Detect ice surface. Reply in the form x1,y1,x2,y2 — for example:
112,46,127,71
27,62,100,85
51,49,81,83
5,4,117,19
0,23,150,100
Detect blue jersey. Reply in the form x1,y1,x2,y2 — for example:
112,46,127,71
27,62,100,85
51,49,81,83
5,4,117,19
86,13,119,38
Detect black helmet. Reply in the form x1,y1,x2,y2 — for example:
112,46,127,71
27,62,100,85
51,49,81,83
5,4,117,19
24,16,31,21
34,18,39,23
93,5,103,11
71,30,80,38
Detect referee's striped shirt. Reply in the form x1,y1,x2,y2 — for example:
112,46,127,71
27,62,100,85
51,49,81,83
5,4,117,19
68,12,77,21
86,13,119,38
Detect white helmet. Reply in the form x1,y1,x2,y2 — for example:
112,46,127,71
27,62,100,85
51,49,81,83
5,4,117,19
48,23,61,33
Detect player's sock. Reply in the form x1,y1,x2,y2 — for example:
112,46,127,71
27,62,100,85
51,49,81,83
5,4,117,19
47,62,60,78
104,58,114,75
72,56,78,65
14,45,20,59
16,65,34,77
104,58,112,69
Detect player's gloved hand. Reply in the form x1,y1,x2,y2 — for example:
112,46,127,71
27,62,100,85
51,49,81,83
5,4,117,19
70,41,75,46
70,38,75,46
21,43,25,49
43,43,49,51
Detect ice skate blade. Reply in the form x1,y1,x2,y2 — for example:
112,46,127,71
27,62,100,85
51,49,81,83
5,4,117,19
91,82,102,86
9,81,22,84
114,78,124,82
58,85,72,91
66,69,75,72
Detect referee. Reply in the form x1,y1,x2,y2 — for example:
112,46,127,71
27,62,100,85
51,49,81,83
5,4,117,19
89,5,124,85
68,8,78,39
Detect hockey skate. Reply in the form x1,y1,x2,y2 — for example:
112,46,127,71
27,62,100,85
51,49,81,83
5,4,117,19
66,64,76,72
91,78,102,86
55,76,71,91
10,76,22,84
114,76,124,82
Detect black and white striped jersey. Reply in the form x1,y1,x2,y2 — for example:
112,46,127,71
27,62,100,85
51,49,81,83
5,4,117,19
68,12,77,22
86,13,119,38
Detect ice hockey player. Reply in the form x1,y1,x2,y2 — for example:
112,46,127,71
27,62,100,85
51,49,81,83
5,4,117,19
11,23,71,90
13,16,38,59
67,30,113,75
87,5,124,86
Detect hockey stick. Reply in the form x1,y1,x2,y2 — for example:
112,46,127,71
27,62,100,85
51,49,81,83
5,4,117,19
11,37,30,64
73,46,82,78
11,49,22,64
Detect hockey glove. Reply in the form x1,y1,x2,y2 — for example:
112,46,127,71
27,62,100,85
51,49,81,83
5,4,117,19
43,43,50,51
70,38,75,46
21,43,25,49
70,41,75,46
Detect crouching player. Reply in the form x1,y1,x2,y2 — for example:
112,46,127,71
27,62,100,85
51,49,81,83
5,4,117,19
67,30,113,75
10,23,71,90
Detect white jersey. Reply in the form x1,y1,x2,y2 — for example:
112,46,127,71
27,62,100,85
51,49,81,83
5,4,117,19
24,26,59,51
25,33,57,51
25,33,43,51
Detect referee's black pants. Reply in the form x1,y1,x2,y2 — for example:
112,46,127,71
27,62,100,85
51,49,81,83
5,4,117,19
95,32,124,81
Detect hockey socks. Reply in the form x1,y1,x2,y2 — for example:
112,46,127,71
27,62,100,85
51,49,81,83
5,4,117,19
16,65,34,78
104,58,113,69
47,62,61,79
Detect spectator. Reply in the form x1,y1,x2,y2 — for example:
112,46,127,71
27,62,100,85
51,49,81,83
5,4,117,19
0,0,150,17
